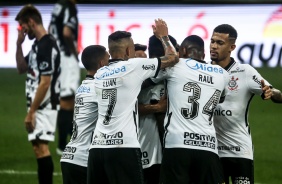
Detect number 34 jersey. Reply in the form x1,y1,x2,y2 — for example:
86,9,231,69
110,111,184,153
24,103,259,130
153,58,229,155
90,58,160,149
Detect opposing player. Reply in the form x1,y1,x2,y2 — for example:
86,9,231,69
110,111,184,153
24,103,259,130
210,24,273,184
49,0,80,155
60,45,109,184
153,35,228,184
15,5,60,184
135,43,148,58
87,19,178,184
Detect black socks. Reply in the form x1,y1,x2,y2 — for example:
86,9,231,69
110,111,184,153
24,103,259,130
57,109,74,150
37,156,54,184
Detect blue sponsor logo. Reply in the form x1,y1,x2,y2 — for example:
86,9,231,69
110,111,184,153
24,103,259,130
185,59,223,74
76,86,90,93
96,66,126,79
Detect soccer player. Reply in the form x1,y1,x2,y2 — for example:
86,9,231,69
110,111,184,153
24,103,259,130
60,45,109,184
87,19,178,184
210,24,273,184
153,35,228,184
49,0,80,155
15,4,60,184
137,34,178,184
135,43,148,58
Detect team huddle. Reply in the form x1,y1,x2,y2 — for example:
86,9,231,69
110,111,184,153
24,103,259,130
15,1,282,184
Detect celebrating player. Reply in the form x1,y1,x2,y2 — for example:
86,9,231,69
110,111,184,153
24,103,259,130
87,18,178,184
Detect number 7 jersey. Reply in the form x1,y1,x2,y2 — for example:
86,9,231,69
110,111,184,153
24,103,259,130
153,58,229,154
90,58,160,149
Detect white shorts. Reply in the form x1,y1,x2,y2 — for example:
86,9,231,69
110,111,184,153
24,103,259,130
60,52,80,98
28,109,58,142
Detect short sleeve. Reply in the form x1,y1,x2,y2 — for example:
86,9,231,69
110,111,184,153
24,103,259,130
63,5,77,30
128,57,161,81
37,37,58,75
245,65,271,95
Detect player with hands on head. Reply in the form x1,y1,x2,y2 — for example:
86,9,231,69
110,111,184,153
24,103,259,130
15,4,60,184
87,18,178,184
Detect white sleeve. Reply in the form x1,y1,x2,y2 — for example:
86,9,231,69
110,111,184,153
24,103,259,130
128,57,161,81
245,65,271,95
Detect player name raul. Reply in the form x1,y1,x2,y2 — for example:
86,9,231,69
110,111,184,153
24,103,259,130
199,74,214,84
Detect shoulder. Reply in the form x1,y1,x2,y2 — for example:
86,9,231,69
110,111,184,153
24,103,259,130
39,35,56,47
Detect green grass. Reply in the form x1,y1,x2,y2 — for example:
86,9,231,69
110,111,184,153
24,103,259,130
0,68,281,184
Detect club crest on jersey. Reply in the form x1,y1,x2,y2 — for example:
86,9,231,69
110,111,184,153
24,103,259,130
228,76,239,91
39,61,49,70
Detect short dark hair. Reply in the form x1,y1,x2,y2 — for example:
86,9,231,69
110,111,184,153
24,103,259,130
213,24,238,40
15,4,43,24
108,31,132,42
148,35,178,58
134,44,147,51
181,35,204,50
81,45,107,71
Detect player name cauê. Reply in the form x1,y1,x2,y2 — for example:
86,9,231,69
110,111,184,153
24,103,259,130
198,74,214,84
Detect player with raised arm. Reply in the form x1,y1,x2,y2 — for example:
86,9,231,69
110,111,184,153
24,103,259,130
137,34,178,184
60,45,109,184
153,35,228,184
210,24,273,184
15,4,60,184
49,0,80,155
87,18,178,184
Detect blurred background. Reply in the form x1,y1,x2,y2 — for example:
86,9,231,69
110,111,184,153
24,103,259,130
0,0,281,183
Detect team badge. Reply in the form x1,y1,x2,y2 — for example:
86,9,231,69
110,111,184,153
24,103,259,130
228,76,239,91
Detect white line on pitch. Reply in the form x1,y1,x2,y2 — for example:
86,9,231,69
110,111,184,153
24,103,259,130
0,170,61,176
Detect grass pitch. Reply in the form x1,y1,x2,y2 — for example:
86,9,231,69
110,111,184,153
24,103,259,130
0,67,281,184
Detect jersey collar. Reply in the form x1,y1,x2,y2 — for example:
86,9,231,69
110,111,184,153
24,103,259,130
85,75,94,80
109,59,124,65
224,57,236,72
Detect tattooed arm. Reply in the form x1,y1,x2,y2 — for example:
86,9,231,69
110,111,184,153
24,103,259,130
152,19,179,69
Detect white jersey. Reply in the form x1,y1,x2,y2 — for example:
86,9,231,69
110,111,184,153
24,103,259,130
213,59,271,160
138,83,164,169
153,58,229,154
60,76,98,167
90,58,160,149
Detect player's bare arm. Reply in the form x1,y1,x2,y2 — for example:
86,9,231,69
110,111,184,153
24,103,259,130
138,95,167,116
261,79,272,100
152,18,179,69
63,26,78,57
16,26,28,74
25,75,51,133
271,88,282,103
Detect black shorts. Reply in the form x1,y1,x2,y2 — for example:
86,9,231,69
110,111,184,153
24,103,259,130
220,157,254,184
61,162,87,184
87,148,144,184
143,164,161,184
160,148,224,184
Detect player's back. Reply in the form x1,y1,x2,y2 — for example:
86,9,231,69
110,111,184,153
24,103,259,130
60,76,98,166
91,58,160,148
163,58,228,154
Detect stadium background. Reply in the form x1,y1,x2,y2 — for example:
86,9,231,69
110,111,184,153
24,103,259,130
0,0,281,183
